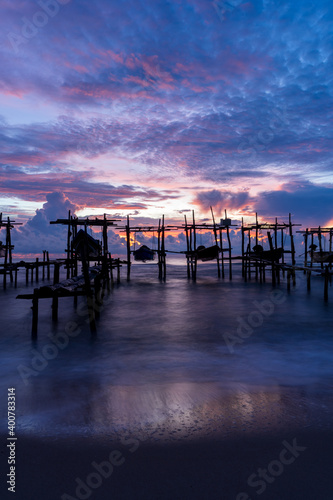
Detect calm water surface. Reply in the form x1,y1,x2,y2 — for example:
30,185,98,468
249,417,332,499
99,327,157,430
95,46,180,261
1,261,333,440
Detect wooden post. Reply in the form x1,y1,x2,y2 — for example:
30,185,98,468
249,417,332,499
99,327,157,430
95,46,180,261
267,232,276,286
210,206,221,278
162,215,166,280
126,215,131,281
241,218,245,277
219,228,225,279
244,242,248,282
52,263,60,322
248,230,251,280
274,217,279,283
36,258,39,282
6,217,13,283
158,219,162,279
26,266,29,284
192,210,197,280
318,226,323,269
255,213,259,280
289,213,296,266
304,229,308,270
226,210,232,280
281,227,285,277
66,210,71,279
102,215,109,285
189,222,193,278
32,288,39,338
185,215,190,279
43,251,45,280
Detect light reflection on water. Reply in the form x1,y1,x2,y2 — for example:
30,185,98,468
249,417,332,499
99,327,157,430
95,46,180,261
1,263,333,439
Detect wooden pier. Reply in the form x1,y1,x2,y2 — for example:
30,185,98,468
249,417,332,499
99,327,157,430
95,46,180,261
241,213,301,285
13,210,333,338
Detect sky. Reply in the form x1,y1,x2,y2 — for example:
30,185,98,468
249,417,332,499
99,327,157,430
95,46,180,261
0,0,332,254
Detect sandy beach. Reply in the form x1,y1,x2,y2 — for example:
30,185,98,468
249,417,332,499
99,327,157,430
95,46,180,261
2,381,333,499
2,427,333,499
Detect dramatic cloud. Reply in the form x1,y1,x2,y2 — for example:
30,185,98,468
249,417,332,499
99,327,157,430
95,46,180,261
253,181,333,226
0,0,332,252
195,189,251,213
5,192,78,254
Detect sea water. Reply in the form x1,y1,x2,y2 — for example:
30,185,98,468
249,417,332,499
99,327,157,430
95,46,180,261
1,260,333,441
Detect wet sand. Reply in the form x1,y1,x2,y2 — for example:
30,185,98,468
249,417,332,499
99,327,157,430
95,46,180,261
2,428,333,499
1,383,333,500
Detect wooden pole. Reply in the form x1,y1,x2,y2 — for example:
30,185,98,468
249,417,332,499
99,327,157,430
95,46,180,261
289,213,296,266
267,232,276,286
248,230,251,280
47,252,50,280
219,228,225,279
126,215,131,281
102,214,109,285
185,215,190,279
226,210,232,280
210,206,221,278
162,215,166,280
36,258,39,282
274,218,279,283
6,218,13,283
255,212,259,280
304,229,308,269
274,217,278,249
318,226,323,269
281,227,285,276
192,210,197,280
43,251,45,280
66,210,71,279
241,218,245,277
158,219,162,279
